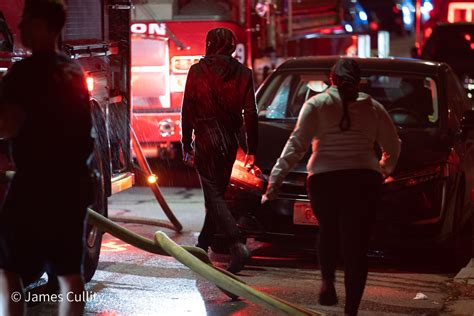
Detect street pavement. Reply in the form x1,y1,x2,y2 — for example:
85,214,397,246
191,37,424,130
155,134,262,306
26,186,474,315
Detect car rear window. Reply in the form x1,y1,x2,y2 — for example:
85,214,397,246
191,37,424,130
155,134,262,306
257,71,438,127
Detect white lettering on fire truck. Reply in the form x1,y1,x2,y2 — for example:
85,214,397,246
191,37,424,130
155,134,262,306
131,23,166,36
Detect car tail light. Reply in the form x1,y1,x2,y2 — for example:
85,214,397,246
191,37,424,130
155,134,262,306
230,148,265,193
384,164,446,191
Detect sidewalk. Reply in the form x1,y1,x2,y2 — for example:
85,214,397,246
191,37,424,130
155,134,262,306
447,259,474,314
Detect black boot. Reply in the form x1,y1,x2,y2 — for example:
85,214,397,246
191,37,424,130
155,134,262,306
319,281,338,306
226,242,250,274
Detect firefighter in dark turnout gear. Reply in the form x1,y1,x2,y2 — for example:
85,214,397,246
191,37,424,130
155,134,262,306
181,28,258,273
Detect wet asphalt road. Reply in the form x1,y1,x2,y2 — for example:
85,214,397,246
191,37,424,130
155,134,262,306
26,184,462,316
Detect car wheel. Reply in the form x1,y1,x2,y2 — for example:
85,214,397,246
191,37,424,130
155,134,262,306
442,183,473,271
83,150,107,282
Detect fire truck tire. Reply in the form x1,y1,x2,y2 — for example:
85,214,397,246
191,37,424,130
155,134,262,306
83,150,108,282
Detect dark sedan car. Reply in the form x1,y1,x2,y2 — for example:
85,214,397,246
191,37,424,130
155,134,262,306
224,56,474,268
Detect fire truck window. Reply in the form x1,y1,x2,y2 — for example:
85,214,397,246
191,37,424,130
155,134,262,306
132,38,167,67
131,38,169,108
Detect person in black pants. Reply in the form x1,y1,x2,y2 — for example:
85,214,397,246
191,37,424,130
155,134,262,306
0,1,94,315
181,28,258,273
307,169,382,314
262,59,401,315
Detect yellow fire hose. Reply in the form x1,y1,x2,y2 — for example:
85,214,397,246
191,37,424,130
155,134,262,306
131,128,183,232
87,209,322,315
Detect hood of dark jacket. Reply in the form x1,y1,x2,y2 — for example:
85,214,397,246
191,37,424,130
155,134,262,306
198,55,242,83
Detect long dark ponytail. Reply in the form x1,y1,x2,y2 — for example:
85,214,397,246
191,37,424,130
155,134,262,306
330,59,361,131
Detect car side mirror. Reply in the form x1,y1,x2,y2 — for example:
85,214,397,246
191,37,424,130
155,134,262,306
410,46,420,58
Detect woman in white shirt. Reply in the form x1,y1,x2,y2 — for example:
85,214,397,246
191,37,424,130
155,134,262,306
262,59,401,316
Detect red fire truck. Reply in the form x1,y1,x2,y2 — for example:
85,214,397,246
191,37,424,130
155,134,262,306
130,0,369,158
0,0,134,282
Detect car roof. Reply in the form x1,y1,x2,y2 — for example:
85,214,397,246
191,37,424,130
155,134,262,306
277,56,445,77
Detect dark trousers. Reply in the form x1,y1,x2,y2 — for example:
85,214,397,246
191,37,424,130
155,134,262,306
194,122,241,247
307,169,382,315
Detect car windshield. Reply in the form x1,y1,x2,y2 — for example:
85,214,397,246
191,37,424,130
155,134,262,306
257,71,439,127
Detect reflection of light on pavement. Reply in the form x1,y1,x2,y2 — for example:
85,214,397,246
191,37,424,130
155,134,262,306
87,271,207,315
101,241,130,252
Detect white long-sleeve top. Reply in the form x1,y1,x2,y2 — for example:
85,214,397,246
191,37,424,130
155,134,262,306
268,86,401,189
